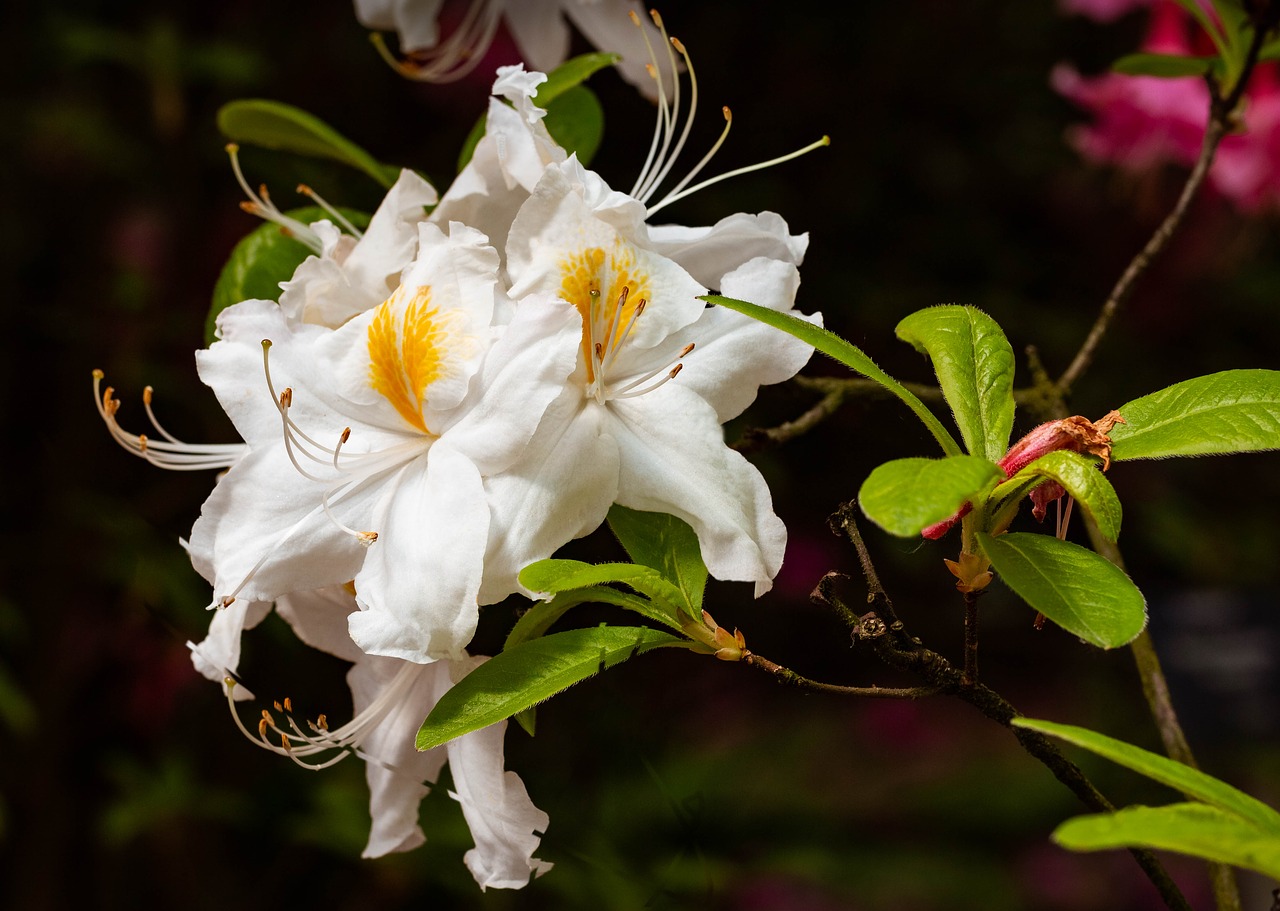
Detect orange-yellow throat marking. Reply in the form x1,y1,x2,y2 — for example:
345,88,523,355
560,246,651,384
367,286,462,434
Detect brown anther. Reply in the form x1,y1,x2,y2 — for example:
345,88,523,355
220,595,236,608
273,700,283,712
357,531,379,545
280,387,293,408
258,717,269,739
650,9,664,28
137,434,148,453
279,733,291,751
261,709,274,722
225,142,239,154
239,201,260,215
258,183,272,202
93,368,105,379
668,364,683,379
629,9,641,25
316,714,328,731
722,106,732,122
283,697,292,713
616,285,630,307
645,62,658,79
142,386,153,405
670,37,685,54
296,184,313,196
340,427,351,444
636,299,648,314
594,342,604,361
678,343,695,358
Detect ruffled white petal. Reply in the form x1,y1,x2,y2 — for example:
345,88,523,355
188,598,272,700
353,0,447,52
275,586,366,664
610,383,786,596
443,655,553,889
348,442,488,662
648,211,809,288
478,390,619,603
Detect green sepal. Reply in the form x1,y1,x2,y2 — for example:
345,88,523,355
859,456,1004,537
895,305,1016,461
977,533,1146,648
990,450,1122,542
1109,369,1280,460
217,99,403,188
206,206,370,344
416,626,688,750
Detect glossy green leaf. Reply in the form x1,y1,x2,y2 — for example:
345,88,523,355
703,295,962,456
606,506,707,615
859,456,1003,537
456,52,618,171
417,626,686,749
977,533,1146,648
895,305,1016,461
1014,718,1280,834
518,559,688,619
1111,52,1216,77
543,85,605,166
217,99,401,188
1110,369,1280,460
992,451,1122,542
505,586,683,653
206,206,371,344
1051,803,1280,879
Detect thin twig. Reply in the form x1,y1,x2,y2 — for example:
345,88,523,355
742,651,938,698
732,383,848,454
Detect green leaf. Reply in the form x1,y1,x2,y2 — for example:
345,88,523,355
895,305,1016,461
218,99,402,188
1110,370,1280,460
1013,718,1280,834
518,559,689,620
505,586,683,653
1051,803,1280,879
703,295,962,456
606,506,707,615
992,451,1123,542
543,85,605,166
536,52,620,107
417,626,686,749
1111,52,1216,78
977,533,1146,648
456,52,618,171
206,206,371,344
859,456,1004,537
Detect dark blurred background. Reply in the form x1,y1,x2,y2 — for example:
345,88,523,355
2,1,1277,909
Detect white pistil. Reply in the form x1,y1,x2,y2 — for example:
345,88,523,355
221,664,427,773
623,12,830,217
93,370,243,471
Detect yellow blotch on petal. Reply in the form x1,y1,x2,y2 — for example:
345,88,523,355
367,285,466,434
560,244,650,383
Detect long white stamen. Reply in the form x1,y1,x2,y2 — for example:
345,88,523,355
226,145,323,253
648,135,832,217
93,371,243,471
369,0,503,83
636,35,698,204
608,342,694,398
297,184,363,239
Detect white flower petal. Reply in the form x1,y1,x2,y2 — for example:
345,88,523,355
478,390,620,603
349,442,488,662
610,383,786,596
443,655,552,889
648,211,808,288
276,586,366,664
188,599,272,699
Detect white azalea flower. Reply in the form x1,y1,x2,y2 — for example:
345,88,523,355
210,586,551,885
188,221,581,662
476,154,821,603
356,0,672,100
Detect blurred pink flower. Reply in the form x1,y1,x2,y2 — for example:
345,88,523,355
1058,0,1151,23
1054,0,1280,210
